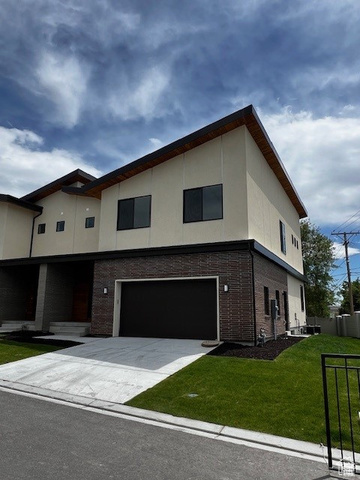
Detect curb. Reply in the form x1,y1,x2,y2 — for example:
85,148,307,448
0,379,329,464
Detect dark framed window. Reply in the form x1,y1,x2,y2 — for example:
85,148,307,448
279,220,286,254
264,286,270,316
276,290,281,315
117,195,151,230
300,285,305,312
85,216,95,228
56,221,65,232
183,184,223,223
38,223,46,234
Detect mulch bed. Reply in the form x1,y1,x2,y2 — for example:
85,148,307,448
208,336,304,360
1,331,82,348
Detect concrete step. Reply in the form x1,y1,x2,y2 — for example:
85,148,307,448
1,320,34,326
0,321,35,332
49,322,91,337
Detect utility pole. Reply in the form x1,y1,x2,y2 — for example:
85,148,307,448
331,231,360,315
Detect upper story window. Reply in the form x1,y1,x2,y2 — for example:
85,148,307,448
37,223,46,234
183,184,223,223
117,195,151,230
85,216,95,229
279,220,286,254
56,221,65,232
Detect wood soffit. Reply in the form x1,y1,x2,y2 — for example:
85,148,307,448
21,170,96,203
81,105,307,218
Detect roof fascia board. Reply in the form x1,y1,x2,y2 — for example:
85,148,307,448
80,105,307,218
248,108,307,219
21,169,97,203
82,106,254,197
0,194,43,213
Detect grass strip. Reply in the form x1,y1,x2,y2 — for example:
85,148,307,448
0,338,63,365
127,334,360,446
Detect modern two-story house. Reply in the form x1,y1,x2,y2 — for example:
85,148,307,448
0,105,307,343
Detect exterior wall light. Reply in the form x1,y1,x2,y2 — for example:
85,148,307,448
103,287,108,294
224,285,229,292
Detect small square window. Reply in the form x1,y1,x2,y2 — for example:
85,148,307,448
56,221,65,232
85,217,95,228
38,223,46,234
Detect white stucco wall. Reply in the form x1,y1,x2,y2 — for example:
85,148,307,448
0,203,34,259
31,191,101,256
245,129,303,273
0,203,7,259
98,127,249,251
287,274,306,328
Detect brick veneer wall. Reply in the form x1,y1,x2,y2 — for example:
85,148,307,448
91,249,255,342
253,253,288,340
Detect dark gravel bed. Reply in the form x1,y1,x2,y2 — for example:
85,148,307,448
208,336,304,360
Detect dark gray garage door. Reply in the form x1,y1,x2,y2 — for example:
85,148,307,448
119,279,217,340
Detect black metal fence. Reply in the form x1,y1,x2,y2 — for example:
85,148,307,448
322,353,360,475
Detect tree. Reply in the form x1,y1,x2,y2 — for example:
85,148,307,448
339,278,360,314
300,219,336,317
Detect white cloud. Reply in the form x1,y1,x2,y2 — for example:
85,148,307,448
333,242,360,260
149,138,164,149
0,126,101,197
107,66,170,121
36,52,90,127
261,108,360,226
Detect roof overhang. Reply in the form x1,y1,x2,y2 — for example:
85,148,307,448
0,194,43,213
21,169,97,203
79,105,307,218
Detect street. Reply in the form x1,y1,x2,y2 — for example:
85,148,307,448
0,389,332,480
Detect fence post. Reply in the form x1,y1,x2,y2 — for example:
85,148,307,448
342,314,351,337
321,354,333,468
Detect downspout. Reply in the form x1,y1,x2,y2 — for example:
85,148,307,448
29,210,43,258
249,246,257,346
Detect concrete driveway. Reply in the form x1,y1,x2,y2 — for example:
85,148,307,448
0,337,213,404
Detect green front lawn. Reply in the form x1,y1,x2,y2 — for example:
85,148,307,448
127,334,360,446
0,338,63,365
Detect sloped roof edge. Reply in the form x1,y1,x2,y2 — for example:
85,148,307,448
0,194,43,213
80,105,307,218
21,169,97,203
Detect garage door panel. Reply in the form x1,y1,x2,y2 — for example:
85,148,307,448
120,279,217,340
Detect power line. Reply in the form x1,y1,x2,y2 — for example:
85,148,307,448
331,230,360,314
334,209,360,231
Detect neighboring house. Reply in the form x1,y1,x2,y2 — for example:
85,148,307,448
0,105,307,343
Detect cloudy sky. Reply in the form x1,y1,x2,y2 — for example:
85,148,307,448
0,0,359,289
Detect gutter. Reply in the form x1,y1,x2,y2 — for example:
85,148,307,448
29,210,43,258
249,248,258,346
